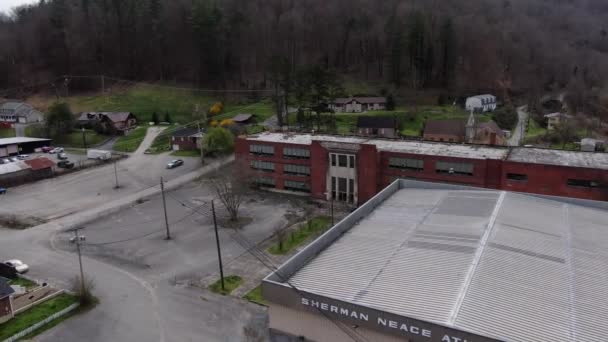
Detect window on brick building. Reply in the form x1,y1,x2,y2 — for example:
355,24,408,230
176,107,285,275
255,177,275,188
250,144,275,156
285,180,311,193
331,154,337,166
284,164,310,176
567,179,601,188
331,176,337,199
507,173,528,182
389,158,424,171
349,156,355,168
283,147,310,159
436,161,474,176
338,155,348,167
251,160,275,172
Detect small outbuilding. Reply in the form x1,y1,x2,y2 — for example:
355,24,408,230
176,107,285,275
0,278,15,324
171,128,204,151
330,97,387,113
544,112,573,131
232,114,254,124
0,137,53,158
356,116,398,138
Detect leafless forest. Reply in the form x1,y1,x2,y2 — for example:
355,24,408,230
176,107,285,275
1,0,608,102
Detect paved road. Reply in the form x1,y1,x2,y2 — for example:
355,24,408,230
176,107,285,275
0,167,287,341
508,105,528,147
0,127,202,221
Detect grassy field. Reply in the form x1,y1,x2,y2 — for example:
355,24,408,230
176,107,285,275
27,84,274,125
0,127,15,138
149,126,179,154
170,150,200,157
288,105,484,137
54,129,107,148
8,277,37,289
0,293,78,340
243,285,267,306
208,275,243,296
268,216,332,255
113,126,148,152
525,119,547,139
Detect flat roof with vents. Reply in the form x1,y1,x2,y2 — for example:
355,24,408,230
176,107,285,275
263,180,608,342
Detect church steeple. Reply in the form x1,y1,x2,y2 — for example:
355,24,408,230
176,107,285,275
465,110,476,143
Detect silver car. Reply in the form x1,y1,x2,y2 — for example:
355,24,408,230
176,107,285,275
4,259,29,274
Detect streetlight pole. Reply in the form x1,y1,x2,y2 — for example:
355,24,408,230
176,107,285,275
81,127,88,154
72,228,86,295
160,177,171,240
211,200,225,291
113,159,120,189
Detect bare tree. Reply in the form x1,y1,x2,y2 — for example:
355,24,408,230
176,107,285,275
210,161,252,222
274,227,287,252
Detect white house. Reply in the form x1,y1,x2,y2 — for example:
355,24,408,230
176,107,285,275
330,97,387,113
465,94,497,113
0,101,44,124
544,112,573,131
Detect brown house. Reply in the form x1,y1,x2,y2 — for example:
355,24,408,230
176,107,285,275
171,127,203,151
423,115,507,146
471,121,507,146
0,279,15,324
423,119,467,143
78,112,137,135
356,116,398,138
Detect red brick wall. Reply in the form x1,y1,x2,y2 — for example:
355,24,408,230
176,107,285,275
379,152,491,189
502,161,608,201
310,141,329,200
172,136,198,150
235,137,312,191
357,144,379,204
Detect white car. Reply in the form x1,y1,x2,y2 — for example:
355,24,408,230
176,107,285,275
50,147,64,154
4,259,29,274
17,154,29,160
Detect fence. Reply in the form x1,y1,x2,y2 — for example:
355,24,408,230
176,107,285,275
2,303,80,342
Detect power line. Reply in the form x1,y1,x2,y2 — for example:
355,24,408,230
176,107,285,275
161,194,369,342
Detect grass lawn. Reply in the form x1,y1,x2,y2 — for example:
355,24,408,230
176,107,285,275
171,149,200,157
246,124,266,135
0,293,78,341
525,119,547,139
7,277,37,289
208,275,243,296
268,216,332,255
54,130,107,148
149,126,179,154
215,100,275,122
113,126,148,152
0,127,15,138
243,285,268,306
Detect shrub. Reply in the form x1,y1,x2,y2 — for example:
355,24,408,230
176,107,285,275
203,127,235,155
209,102,224,116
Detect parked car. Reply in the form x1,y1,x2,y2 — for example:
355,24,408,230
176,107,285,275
166,159,184,169
57,153,68,160
57,160,75,169
1,158,10,164
0,187,6,195
49,147,64,154
17,154,29,160
41,146,53,153
4,259,29,274
9,157,18,162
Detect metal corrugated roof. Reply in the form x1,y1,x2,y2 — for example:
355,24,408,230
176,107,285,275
285,188,608,342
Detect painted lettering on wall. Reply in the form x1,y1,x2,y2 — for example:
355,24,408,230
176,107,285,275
301,297,476,342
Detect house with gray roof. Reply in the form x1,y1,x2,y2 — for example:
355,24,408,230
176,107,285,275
330,97,387,113
0,278,15,323
0,101,44,124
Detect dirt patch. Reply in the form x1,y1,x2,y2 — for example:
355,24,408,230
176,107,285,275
0,215,46,229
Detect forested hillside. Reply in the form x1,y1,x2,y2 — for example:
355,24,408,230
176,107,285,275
1,0,608,101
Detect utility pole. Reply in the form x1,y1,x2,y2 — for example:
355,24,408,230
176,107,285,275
160,177,171,240
212,200,225,291
81,127,88,154
72,229,86,296
330,196,334,226
113,159,120,189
